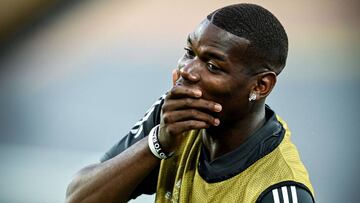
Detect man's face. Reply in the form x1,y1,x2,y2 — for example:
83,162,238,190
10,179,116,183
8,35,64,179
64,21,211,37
176,20,256,126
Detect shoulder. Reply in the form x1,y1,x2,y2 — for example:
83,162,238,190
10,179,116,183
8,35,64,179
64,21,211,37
257,184,315,203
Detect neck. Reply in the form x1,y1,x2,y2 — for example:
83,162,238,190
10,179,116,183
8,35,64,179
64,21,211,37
202,103,266,161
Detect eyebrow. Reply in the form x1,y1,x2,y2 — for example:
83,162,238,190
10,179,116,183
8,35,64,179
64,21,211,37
205,51,226,62
186,35,226,62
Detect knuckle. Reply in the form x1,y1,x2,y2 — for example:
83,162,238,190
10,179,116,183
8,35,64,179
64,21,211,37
161,103,169,112
170,87,178,95
185,88,192,94
184,98,192,106
166,127,175,136
165,91,173,99
205,115,214,123
188,120,198,128
189,109,198,116
207,101,215,110
165,95,171,101
162,114,171,124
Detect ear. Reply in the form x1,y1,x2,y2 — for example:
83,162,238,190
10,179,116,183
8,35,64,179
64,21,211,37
253,71,277,99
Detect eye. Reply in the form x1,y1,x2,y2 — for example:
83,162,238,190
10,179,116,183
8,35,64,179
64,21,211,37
207,63,222,74
184,47,195,59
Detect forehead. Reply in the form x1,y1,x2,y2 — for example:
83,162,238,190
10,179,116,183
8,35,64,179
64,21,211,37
189,19,250,58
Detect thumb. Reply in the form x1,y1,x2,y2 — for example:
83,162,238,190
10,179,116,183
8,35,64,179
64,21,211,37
172,69,180,86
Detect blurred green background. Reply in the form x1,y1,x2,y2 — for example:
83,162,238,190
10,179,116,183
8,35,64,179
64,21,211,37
0,0,359,202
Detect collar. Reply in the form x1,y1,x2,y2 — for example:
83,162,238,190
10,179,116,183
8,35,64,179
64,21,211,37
198,105,285,183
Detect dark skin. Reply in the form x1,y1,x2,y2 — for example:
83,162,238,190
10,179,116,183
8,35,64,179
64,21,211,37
65,19,276,203
160,20,276,160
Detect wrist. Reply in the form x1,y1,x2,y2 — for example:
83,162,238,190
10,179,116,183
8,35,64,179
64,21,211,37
148,125,174,159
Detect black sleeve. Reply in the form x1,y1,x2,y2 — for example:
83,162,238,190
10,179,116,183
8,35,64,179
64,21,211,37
258,185,315,203
100,94,165,199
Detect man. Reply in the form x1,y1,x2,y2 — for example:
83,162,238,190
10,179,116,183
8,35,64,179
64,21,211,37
66,3,314,203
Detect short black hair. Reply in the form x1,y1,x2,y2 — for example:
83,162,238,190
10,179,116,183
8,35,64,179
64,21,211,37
207,3,288,75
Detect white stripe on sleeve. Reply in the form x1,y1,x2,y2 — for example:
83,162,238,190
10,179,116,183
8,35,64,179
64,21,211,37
291,186,298,203
272,189,280,203
281,186,289,203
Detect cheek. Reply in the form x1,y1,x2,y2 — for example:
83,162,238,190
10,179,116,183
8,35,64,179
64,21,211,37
199,75,237,104
217,89,251,123
203,77,250,114
202,76,243,97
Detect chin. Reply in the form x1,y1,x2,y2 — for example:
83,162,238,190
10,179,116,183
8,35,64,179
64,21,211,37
206,124,223,134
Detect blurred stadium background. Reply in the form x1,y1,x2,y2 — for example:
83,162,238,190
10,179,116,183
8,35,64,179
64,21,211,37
0,0,359,202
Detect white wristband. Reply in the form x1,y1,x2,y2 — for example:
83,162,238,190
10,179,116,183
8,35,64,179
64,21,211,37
148,124,173,159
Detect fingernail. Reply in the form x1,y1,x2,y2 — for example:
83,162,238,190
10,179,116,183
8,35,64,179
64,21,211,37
214,104,222,112
190,75,198,80
214,118,220,126
193,90,202,97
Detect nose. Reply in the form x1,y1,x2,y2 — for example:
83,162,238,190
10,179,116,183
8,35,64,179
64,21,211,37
179,61,201,83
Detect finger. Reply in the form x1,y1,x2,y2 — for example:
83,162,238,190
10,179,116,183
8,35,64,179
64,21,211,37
162,97,222,113
172,69,180,86
162,109,220,126
167,85,202,99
